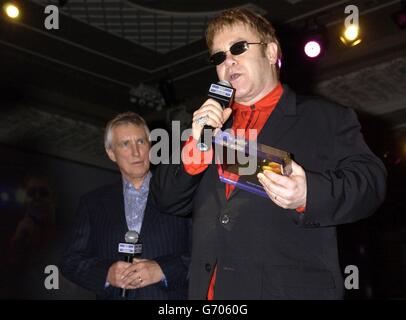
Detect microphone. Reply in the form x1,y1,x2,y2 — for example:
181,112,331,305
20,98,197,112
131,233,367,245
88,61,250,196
118,230,142,299
197,80,235,152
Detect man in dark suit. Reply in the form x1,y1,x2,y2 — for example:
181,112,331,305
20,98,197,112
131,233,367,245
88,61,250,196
60,112,190,300
150,9,387,299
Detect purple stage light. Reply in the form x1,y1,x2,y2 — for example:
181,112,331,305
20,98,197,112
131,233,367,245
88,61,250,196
304,40,321,58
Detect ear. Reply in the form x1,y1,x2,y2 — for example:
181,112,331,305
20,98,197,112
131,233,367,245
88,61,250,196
106,148,117,163
265,42,278,65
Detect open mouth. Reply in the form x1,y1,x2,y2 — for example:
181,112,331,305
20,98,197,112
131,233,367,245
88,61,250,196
230,73,241,81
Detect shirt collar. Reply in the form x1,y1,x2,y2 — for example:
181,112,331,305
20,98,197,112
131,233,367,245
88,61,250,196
232,82,283,112
123,171,152,194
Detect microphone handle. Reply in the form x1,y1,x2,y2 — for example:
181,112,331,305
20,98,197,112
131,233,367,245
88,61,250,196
119,254,134,299
197,97,227,151
120,287,127,299
198,125,214,151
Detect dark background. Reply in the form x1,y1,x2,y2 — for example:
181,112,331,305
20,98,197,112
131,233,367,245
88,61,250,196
0,0,405,299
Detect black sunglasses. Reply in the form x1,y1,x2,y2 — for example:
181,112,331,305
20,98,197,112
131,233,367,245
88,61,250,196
209,40,267,66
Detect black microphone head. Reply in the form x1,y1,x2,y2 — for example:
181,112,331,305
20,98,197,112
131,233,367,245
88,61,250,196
125,230,139,244
208,81,235,109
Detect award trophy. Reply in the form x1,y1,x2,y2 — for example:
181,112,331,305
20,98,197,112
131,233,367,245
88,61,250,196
214,130,292,198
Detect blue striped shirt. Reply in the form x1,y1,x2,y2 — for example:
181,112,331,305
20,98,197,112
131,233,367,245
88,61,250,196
123,172,152,233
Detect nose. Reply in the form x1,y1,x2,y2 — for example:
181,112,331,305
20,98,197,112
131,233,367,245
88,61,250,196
130,143,140,157
224,51,237,67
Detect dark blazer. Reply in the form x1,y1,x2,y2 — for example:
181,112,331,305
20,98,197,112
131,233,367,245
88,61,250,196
151,85,387,300
60,180,191,300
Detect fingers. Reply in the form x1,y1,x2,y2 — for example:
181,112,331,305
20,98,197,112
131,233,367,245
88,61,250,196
122,273,144,290
257,171,286,202
108,261,153,290
222,107,232,124
258,173,289,208
106,261,132,287
121,259,163,290
291,160,305,176
257,165,306,209
258,170,293,190
191,99,228,140
120,263,138,280
120,260,147,289
193,109,223,128
120,265,142,289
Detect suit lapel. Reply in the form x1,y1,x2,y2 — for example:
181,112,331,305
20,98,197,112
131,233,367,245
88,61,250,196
214,117,232,207
258,86,299,148
212,165,228,209
101,181,128,239
139,195,159,243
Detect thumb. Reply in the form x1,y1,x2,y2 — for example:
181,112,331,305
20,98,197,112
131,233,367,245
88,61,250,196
222,107,232,123
291,160,305,176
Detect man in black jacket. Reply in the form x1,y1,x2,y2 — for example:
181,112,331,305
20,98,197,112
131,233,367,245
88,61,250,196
151,9,386,299
60,112,190,299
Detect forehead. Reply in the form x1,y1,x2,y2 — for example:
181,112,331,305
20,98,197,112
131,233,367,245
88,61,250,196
212,23,258,49
112,123,147,141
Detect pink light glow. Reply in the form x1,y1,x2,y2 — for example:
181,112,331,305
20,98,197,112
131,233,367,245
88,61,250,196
304,40,321,58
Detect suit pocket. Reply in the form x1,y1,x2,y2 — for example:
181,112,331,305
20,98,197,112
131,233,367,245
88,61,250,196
262,265,337,299
214,258,262,300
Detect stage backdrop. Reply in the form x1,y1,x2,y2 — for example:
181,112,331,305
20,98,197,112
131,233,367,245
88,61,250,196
0,144,120,299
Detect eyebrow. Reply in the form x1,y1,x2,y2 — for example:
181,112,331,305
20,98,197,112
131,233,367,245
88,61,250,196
118,136,147,143
117,139,129,145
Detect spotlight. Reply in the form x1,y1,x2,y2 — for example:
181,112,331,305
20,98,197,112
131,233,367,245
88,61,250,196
340,24,362,47
304,40,321,58
3,2,20,19
392,0,406,29
302,19,327,59
303,32,326,59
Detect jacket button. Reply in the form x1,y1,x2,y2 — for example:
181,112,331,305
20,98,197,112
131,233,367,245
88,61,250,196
221,214,230,224
205,263,212,272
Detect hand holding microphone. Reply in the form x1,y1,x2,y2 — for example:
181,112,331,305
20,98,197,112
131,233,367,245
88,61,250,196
117,230,142,298
120,258,165,290
192,80,235,151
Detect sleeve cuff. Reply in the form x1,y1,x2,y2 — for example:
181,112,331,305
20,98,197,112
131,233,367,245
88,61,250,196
182,135,212,175
161,275,168,288
296,206,306,213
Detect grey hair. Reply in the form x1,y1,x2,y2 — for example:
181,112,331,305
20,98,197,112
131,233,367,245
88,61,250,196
104,111,150,150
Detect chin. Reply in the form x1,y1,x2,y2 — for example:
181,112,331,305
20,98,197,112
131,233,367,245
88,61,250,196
235,92,249,103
